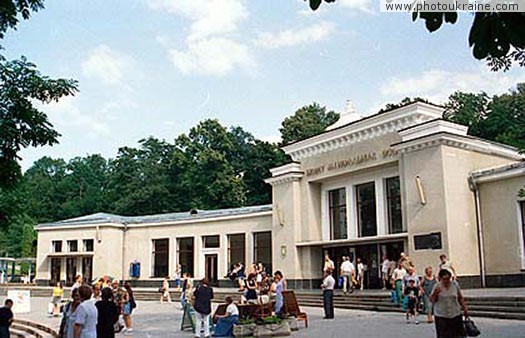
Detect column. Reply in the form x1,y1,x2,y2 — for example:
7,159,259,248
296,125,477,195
375,178,387,236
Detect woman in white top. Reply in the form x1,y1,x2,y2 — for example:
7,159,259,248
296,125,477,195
430,269,468,338
356,258,365,291
74,285,98,338
213,296,239,337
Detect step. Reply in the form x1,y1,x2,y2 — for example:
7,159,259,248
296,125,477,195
10,324,46,338
13,319,59,338
9,328,30,338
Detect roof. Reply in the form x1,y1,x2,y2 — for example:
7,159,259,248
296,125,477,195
36,204,273,229
470,161,525,183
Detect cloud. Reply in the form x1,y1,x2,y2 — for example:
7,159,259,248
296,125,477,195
255,21,336,49
338,0,375,14
81,45,131,85
168,37,256,76
380,68,525,105
149,0,248,41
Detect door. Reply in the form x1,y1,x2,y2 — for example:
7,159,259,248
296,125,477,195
356,244,380,289
66,258,77,286
50,258,62,286
205,254,218,286
81,257,93,284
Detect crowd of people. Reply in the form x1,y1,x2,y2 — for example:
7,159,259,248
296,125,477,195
50,275,137,338
320,252,469,337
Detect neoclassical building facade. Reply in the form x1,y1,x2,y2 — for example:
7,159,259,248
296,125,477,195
35,101,525,288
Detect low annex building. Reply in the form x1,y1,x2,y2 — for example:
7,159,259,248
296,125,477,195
35,101,525,288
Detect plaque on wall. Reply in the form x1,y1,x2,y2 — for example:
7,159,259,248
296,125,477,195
414,232,442,250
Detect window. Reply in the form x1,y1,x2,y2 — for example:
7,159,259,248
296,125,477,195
67,240,78,252
356,182,377,237
203,235,220,248
152,239,169,278
414,232,442,250
52,241,62,253
386,177,403,234
228,234,245,270
329,188,348,240
83,239,94,252
177,237,194,276
50,258,61,286
81,257,93,283
254,232,272,274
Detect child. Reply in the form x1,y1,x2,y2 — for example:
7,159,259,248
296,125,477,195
404,279,420,324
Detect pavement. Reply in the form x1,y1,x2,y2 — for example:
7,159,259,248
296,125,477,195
4,297,525,337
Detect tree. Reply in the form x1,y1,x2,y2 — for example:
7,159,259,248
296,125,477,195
279,102,339,145
0,0,44,41
379,97,431,113
0,57,78,188
443,91,489,136
304,1,525,71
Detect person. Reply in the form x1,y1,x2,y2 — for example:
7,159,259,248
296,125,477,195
321,268,335,319
52,282,64,316
212,296,239,337
0,299,14,338
59,288,81,338
323,253,335,273
180,272,189,309
256,263,265,284
71,275,83,296
381,256,391,290
430,269,469,338
339,256,355,295
236,263,246,292
244,273,258,303
182,273,194,310
160,276,172,303
193,278,214,338
273,271,285,315
438,254,458,281
399,252,414,270
92,283,101,301
403,267,420,289
356,258,365,291
95,288,119,338
404,279,420,324
174,265,182,290
421,266,437,323
258,272,271,304
111,280,126,333
74,285,98,338
122,282,134,333
391,262,407,306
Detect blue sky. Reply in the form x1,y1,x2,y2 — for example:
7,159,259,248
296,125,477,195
4,0,525,169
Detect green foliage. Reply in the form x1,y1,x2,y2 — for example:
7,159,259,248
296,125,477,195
305,1,525,71
0,57,78,187
379,97,431,113
0,0,44,40
279,102,339,146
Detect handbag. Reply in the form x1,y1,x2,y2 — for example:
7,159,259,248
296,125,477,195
338,277,344,288
463,317,481,337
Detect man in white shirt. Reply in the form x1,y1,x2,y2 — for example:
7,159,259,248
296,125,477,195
339,256,355,295
381,256,391,290
321,269,335,319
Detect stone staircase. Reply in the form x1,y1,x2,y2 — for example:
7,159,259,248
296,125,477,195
9,319,59,338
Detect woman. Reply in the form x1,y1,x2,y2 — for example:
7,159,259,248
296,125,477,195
213,296,239,337
52,282,64,316
74,285,98,338
59,288,80,338
273,271,284,315
111,280,126,333
160,276,172,303
245,273,258,303
421,266,437,323
174,265,182,290
95,288,119,338
193,278,214,338
122,282,134,333
357,258,365,291
430,269,468,338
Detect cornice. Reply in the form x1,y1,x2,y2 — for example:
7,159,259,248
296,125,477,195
265,172,304,186
282,103,443,161
392,132,522,160
470,162,525,184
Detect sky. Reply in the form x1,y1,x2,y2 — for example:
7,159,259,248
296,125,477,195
4,0,525,170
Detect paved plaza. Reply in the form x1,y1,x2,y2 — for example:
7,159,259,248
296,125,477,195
6,297,525,337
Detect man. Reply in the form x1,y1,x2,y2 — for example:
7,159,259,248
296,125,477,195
0,299,14,338
321,269,335,319
381,255,390,290
438,254,457,280
339,256,355,295
356,258,365,291
323,253,334,273
399,252,413,270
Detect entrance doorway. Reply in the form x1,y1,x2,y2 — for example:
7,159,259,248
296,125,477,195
205,254,218,286
81,257,93,284
66,258,77,286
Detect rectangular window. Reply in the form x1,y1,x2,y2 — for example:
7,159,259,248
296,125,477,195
52,240,62,253
66,257,77,286
329,188,348,240
386,177,403,234
50,258,61,286
203,235,220,248
152,239,169,278
254,231,272,274
228,234,245,270
83,239,94,252
81,257,93,283
414,232,442,250
67,240,78,253
356,182,377,237
177,237,194,276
